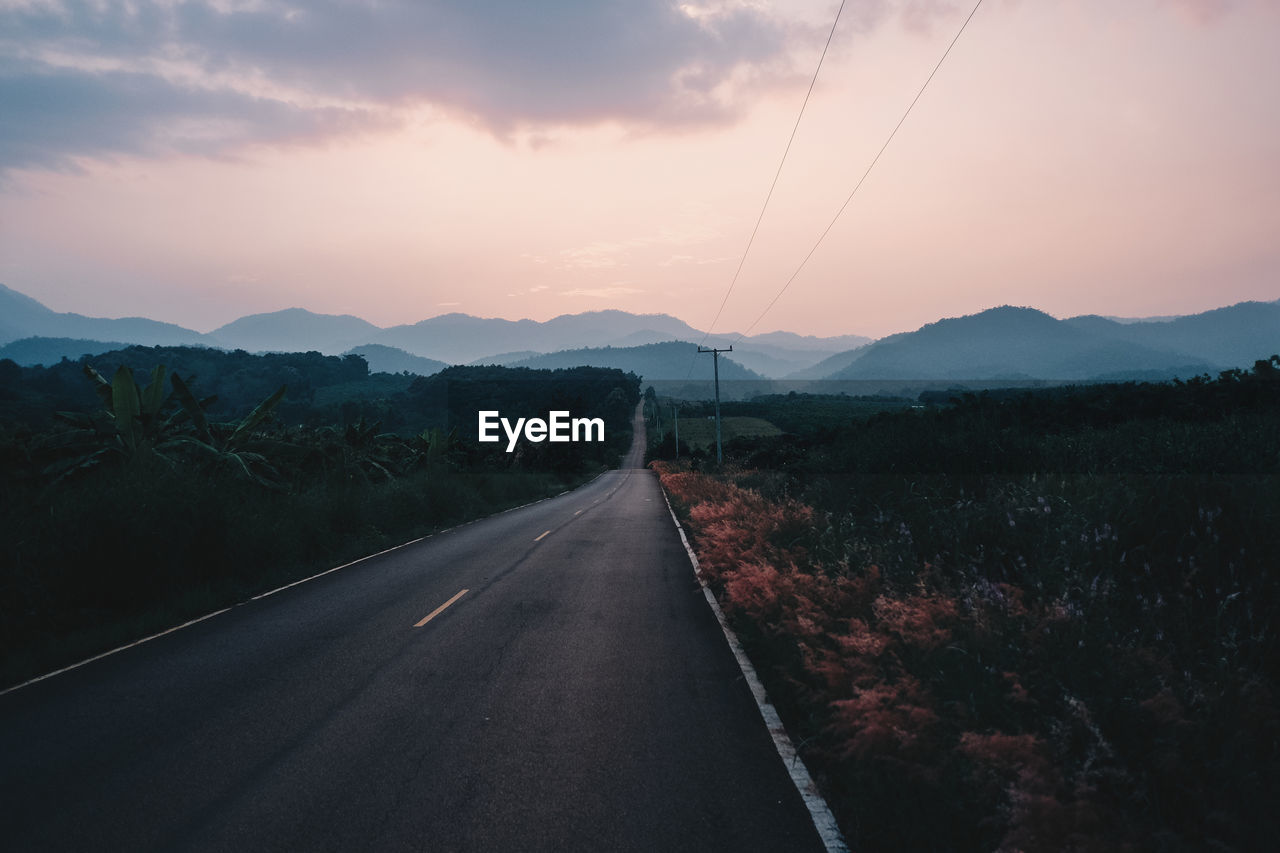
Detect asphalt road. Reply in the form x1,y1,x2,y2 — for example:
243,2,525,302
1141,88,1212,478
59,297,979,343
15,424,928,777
0,405,827,852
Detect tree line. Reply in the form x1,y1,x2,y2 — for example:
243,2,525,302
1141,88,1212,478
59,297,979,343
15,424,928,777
0,347,640,689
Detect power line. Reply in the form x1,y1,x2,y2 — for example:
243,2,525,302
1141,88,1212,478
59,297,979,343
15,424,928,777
683,0,847,379
697,0,847,349
733,0,984,345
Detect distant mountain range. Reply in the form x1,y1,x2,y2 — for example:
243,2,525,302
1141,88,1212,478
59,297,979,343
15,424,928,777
823,303,1278,381
2,283,1275,383
216,308,383,355
0,284,864,376
0,284,212,348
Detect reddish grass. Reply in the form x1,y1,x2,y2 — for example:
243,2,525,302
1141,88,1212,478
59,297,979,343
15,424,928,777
652,460,1277,852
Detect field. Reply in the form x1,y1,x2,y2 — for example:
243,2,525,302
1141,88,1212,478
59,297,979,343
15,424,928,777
651,414,781,451
645,392,918,458
650,365,1280,852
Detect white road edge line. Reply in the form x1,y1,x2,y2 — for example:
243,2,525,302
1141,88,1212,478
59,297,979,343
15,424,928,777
2,469,619,698
658,484,851,853
249,536,427,602
0,607,234,699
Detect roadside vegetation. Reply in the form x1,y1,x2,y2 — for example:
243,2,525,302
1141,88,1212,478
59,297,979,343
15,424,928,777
650,359,1280,852
0,349,639,688
643,392,915,459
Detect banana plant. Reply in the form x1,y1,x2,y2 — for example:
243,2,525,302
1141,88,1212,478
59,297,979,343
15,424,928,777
411,426,457,472
46,363,286,486
40,364,183,486
333,416,400,481
82,363,173,452
168,373,288,489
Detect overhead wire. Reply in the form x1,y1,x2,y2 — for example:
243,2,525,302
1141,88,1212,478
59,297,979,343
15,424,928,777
682,0,848,380
732,0,985,345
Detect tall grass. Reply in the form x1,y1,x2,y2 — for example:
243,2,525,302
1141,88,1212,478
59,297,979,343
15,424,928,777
652,364,1280,851
0,447,585,688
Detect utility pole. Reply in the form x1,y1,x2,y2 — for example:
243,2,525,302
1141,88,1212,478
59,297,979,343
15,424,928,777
673,403,679,460
697,345,732,464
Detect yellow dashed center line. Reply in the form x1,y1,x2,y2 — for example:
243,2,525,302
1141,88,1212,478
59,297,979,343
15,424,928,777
415,589,469,628
534,530,550,541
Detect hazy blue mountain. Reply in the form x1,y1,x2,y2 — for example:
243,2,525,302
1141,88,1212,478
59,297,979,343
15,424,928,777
1064,301,1280,368
0,337,129,366
467,351,543,366
723,347,816,378
0,283,210,347
0,284,51,343
373,310,704,363
614,329,693,348
373,310,864,368
1100,314,1182,324
743,330,872,352
341,344,447,376
210,308,383,355
785,345,872,380
0,284,864,370
8,281,1270,381
540,309,702,343
604,334,852,378
374,314,537,363
508,341,763,382
828,306,1218,380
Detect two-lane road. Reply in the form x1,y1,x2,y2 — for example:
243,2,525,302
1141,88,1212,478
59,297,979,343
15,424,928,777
0,405,828,852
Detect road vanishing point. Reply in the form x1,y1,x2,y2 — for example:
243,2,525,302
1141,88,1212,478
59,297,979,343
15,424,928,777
0,404,829,852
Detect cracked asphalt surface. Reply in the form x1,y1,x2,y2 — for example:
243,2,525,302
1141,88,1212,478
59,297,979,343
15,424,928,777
0,405,826,852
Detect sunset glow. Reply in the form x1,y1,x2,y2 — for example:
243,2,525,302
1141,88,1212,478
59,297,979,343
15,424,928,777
1,0,1277,338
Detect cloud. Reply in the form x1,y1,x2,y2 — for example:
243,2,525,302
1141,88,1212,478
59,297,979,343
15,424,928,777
557,218,725,270
0,0,802,172
5,1,1247,174
0,55,377,172
560,285,644,298
559,241,630,270
658,253,732,267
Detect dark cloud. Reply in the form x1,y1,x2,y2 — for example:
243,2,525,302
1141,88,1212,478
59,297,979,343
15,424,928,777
0,0,803,172
0,57,376,172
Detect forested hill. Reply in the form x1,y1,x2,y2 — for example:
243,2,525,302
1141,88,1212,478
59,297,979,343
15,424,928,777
0,346,641,445
397,364,640,440
0,337,131,366
507,341,763,381
0,345,372,427
341,343,447,376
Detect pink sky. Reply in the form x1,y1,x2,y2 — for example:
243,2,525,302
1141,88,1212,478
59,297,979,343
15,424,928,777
1,0,1277,339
